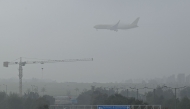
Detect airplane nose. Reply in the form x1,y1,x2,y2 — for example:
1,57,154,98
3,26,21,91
93,25,97,28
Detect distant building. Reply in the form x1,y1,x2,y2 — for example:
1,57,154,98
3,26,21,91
125,79,133,83
186,74,190,84
166,75,176,84
177,73,185,85
148,79,158,86
54,96,77,105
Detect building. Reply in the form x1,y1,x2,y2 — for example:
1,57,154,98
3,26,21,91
177,73,185,85
186,74,190,84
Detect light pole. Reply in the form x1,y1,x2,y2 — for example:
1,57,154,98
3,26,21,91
130,87,145,100
103,87,109,96
120,86,129,98
144,87,156,104
34,85,38,93
163,85,186,109
3,84,7,95
126,89,129,98
115,86,130,98
41,85,46,96
130,87,138,99
31,85,33,92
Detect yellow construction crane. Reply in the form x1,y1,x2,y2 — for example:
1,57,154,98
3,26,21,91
3,57,93,97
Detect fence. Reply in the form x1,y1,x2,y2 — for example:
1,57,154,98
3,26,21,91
50,105,161,109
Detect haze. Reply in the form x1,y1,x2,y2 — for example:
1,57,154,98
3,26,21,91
1,0,190,83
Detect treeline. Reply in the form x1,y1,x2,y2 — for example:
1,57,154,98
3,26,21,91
77,86,190,109
0,91,54,109
77,87,146,105
1,85,190,109
145,86,190,109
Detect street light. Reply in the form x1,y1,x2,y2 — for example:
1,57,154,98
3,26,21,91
103,87,111,96
34,86,38,93
3,84,7,95
144,87,156,104
163,85,186,109
31,85,34,92
130,87,145,100
31,85,38,93
120,87,129,98
126,88,129,98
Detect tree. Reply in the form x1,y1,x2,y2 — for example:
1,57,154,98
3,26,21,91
41,87,46,96
0,91,55,109
0,92,7,109
146,86,175,106
77,90,92,105
0,92,6,103
75,88,79,96
120,89,137,98
91,90,108,105
105,94,146,105
77,87,147,105
34,97,49,109
34,86,39,93
180,87,190,99
23,92,40,99
105,94,128,105
43,95,55,105
178,97,190,109
7,93,22,109
66,90,71,96
23,97,34,109
26,88,31,94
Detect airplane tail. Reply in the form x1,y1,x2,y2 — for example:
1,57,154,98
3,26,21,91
131,17,140,26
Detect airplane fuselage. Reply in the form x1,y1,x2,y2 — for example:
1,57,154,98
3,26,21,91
94,24,138,30
94,17,139,31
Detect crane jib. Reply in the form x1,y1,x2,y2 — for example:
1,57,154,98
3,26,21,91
3,57,93,97
3,58,93,67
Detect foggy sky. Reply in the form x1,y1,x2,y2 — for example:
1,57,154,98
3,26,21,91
1,0,190,83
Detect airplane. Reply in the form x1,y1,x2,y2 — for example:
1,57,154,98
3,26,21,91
93,17,140,32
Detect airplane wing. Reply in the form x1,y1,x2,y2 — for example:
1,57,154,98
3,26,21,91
110,20,120,31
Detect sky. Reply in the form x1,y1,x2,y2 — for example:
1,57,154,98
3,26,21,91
0,0,190,83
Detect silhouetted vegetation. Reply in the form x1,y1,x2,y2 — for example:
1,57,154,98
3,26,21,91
77,86,190,109
77,86,147,105
0,85,190,109
0,91,54,109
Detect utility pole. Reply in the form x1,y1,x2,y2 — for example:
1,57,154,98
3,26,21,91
137,89,138,99
120,86,129,98
144,87,156,104
153,89,155,104
175,88,177,109
3,84,7,96
31,85,34,92
163,85,186,109
130,87,145,100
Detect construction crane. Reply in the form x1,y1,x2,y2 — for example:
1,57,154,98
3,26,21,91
3,57,93,97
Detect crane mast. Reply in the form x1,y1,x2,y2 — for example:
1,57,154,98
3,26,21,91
3,57,93,97
19,57,23,97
